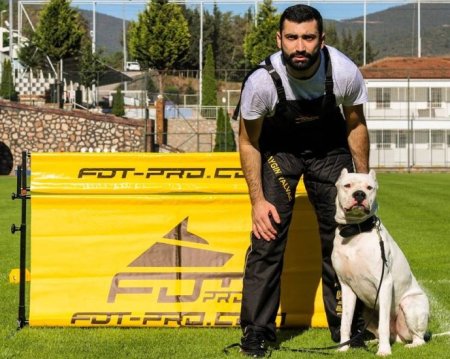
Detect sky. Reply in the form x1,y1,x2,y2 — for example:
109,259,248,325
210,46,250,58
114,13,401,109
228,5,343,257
74,1,403,22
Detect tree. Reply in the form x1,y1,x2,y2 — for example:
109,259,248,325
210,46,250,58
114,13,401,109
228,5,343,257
32,0,85,106
111,87,125,117
202,44,217,106
324,23,339,48
128,0,190,94
340,29,354,60
33,0,85,65
0,59,17,100
181,5,252,80
214,107,236,152
79,39,106,90
181,7,200,70
17,37,47,70
244,0,279,67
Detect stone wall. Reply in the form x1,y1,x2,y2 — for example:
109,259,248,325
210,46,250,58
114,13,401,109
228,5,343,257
166,117,239,153
0,100,144,174
0,100,240,175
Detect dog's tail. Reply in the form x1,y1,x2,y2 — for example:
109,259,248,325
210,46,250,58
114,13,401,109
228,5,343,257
425,331,450,341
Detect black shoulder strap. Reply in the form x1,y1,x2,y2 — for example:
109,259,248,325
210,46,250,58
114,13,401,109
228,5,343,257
232,56,286,120
322,46,333,96
264,57,287,103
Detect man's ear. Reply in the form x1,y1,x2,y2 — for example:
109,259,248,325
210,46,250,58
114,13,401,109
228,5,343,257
320,33,325,48
276,31,282,49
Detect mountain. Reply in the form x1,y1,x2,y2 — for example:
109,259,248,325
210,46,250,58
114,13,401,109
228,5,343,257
82,3,450,60
79,9,127,54
329,2,450,58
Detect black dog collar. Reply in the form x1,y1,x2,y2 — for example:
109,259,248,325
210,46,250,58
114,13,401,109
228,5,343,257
339,216,378,238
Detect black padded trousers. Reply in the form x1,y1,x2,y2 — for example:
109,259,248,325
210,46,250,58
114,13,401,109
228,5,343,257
240,149,364,341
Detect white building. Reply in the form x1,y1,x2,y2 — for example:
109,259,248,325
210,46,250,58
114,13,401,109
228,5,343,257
361,57,450,169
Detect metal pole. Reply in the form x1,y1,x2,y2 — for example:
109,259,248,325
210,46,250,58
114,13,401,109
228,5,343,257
407,77,411,172
18,152,27,328
198,2,203,106
418,0,421,57
9,0,13,73
92,1,97,105
123,3,127,91
363,0,367,65
11,151,30,329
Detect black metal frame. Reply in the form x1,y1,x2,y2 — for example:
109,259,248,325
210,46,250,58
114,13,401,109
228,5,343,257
11,151,30,329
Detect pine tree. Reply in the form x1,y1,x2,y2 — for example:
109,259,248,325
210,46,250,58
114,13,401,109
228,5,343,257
214,107,236,152
244,0,279,67
324,23,339,48
202,44,217,106
111,87,125,117
128,0,190,94
0,59,17,101
79,39,106,90
33,0,85,64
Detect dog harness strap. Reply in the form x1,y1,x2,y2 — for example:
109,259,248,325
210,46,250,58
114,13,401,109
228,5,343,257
339,216,378,238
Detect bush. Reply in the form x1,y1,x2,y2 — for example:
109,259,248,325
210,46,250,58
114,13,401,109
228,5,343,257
214,107,236,152
111,87,125,117
0,59,18,101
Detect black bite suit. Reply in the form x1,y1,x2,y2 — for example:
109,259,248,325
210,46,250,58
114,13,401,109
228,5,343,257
239,47,364,341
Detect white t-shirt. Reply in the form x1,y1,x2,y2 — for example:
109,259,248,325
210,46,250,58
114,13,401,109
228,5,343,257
240,46,368,120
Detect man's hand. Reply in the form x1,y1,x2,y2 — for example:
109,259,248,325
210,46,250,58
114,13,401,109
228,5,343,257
251,200,281,241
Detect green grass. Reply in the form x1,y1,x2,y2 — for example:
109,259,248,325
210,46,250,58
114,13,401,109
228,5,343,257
1,173,449,358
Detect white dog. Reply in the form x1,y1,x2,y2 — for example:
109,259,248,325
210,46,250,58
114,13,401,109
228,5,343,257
331,168,429,356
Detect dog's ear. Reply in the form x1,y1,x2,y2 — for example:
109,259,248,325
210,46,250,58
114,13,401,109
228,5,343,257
369,169,376,180
340,168,349,177
336,168,348,186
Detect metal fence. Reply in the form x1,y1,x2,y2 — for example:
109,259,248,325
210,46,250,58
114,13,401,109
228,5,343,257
369,129,450,169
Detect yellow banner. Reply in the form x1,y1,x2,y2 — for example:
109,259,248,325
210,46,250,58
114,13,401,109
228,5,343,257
30,153,326,328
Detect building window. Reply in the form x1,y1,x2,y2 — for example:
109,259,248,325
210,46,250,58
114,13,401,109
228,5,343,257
397,131,408,149
376,88,390,109
372,130,392,149
429,88,442,108
431,130,444,149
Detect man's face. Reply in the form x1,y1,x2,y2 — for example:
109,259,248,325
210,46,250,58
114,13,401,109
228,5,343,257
277,19,324,75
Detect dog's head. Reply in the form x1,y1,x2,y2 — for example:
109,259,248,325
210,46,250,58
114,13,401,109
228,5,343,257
335,168,379,224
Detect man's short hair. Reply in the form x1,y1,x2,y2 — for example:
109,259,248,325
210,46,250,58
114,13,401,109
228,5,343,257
279,4,323,35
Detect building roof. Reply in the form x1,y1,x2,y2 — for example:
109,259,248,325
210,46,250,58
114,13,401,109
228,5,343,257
360,57,450,80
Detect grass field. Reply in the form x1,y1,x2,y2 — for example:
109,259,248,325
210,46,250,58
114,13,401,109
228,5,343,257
1,173,449,358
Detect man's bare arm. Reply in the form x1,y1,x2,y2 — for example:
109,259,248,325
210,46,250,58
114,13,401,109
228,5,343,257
343,104,370,173
239,117,280,240
239,118,264,205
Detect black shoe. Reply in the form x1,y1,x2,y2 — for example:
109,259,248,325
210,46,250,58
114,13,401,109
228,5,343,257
329,326,341,343
240,328,267,357
350,330,367,348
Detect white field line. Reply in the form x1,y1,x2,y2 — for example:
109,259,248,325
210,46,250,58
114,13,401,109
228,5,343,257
419,279,450,336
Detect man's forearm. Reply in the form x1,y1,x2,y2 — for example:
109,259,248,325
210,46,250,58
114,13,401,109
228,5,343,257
348,123,370,173
239,143,265,205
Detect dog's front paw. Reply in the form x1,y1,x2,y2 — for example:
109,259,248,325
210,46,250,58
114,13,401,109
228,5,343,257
405,338,426,348
376,345,392,356
338,344,349,352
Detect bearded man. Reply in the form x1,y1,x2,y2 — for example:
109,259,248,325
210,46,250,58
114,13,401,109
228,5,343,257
236,4,370,357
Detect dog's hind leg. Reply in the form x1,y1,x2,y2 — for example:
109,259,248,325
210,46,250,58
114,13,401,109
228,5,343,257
401,294,429,348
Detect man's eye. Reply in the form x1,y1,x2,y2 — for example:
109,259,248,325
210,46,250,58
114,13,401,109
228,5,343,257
301,35,315,41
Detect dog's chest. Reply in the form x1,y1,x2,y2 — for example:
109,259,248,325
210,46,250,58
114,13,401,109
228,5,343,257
332,232,384,284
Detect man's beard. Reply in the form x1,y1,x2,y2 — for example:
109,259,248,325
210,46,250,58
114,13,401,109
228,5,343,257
282,48,320,72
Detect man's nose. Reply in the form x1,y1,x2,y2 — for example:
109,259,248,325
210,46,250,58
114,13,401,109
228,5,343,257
295,39,306,52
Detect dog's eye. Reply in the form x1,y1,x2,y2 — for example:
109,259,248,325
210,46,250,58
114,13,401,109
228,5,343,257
344,183,351,188
367,186,373,190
